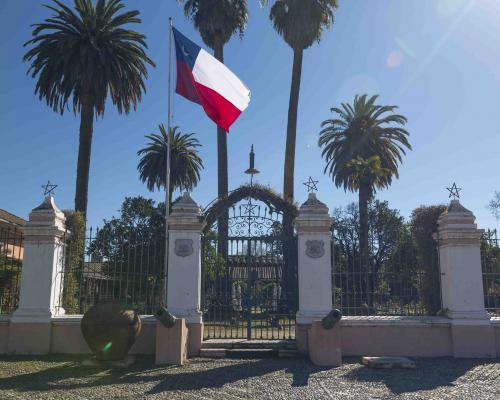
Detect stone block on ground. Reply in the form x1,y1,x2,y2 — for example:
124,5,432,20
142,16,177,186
362,356,416,369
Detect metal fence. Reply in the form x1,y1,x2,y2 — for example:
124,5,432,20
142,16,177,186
0,227,23,315
57,227,165,315
331,232,438,316
482,229,500,316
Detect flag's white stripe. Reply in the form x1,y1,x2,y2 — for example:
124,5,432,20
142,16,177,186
192,49,250,112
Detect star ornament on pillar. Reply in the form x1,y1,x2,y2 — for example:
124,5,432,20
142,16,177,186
42,180,58,197
303,177,319,193
446,182,462,200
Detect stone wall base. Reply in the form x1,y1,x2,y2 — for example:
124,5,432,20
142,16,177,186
451,323,496,358
1,316,499,360
7,321,51,355
298,317,500,364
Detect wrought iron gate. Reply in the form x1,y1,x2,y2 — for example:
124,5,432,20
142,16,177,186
201,201,297,340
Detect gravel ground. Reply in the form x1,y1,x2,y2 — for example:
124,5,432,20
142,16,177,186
0,355,499,399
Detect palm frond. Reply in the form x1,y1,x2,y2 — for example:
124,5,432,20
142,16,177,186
318,94,411,196
137,125,204,195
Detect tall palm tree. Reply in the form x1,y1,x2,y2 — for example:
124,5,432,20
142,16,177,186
261,0,338,205
23,0,155,216
137,125,203,202
319,94,411,271
179,0,248,252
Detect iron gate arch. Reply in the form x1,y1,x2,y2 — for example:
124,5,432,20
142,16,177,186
201,187,298,340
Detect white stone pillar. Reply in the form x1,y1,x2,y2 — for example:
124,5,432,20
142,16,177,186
436,199,495,357
165,192,205,356
8,196,66,354
295,193,334,324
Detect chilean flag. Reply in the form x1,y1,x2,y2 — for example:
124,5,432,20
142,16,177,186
173,27,250,132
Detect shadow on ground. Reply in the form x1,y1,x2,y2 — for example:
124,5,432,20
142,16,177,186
0,355,496,397
0,355,327,395
341,357,498,395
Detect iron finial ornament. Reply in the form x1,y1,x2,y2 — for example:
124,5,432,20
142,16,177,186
244,144,260,175
303,177,319,193
42,180,58,197
446,182,462,200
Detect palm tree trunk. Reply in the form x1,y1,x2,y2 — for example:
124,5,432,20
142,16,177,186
282,48,303,305
214,43,228,257
358,182,370,312
283,48,303,203
74,97,94,216
282,48,303,241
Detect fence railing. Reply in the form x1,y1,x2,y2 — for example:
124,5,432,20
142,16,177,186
331,232,439,316
0,227,23,315
482,229,500,316
57,227,165,315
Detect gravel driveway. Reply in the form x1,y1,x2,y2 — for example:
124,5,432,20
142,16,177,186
0,355,499,399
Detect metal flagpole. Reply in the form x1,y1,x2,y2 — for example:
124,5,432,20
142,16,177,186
164,17,173,307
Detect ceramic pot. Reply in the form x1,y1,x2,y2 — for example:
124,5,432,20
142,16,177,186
81,301,141,361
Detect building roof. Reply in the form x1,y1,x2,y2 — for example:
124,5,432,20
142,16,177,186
0,209,26,228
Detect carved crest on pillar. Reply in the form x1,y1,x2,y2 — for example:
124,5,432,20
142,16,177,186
305,240,325,259
174,238,193,257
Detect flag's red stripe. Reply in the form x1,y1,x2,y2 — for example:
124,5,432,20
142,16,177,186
194,82,242,132
175,60,241,131
175,61,201,105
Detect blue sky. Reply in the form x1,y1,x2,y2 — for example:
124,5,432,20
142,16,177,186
0,0,499,231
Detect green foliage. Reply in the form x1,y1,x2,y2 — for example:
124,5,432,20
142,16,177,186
262,0,338,51
332,200,405,264
62,210,85,314
137,125,203,196
180,0,248,50
203,183,298,234
23,0,155,116
87,197,165,312
332,201,447,315
202,234,226,284
410,204,447,315
0,256,21,315
489,191,500,220
319,94,411,193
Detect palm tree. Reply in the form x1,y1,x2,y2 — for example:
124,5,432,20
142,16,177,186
319,94,411,273
137,125,203,202
23,0,155,216
179,0,248,252
261,0,338,205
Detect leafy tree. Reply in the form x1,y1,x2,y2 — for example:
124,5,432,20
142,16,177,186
331,200,407,313
0,250,22,314
489,191,500,220
137,125,204,202
261,0,338,205
410,204,447,315
87,197,166,313
319,94,411,273
179,0,249,251
23,0,155,215
62,210,85,314
481,229,500,316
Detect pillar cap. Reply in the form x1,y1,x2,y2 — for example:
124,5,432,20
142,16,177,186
438,199,476,228
169,192,205,230
298,193,329,216
171,192,202,216
27,196,66,229
295,193,333,232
